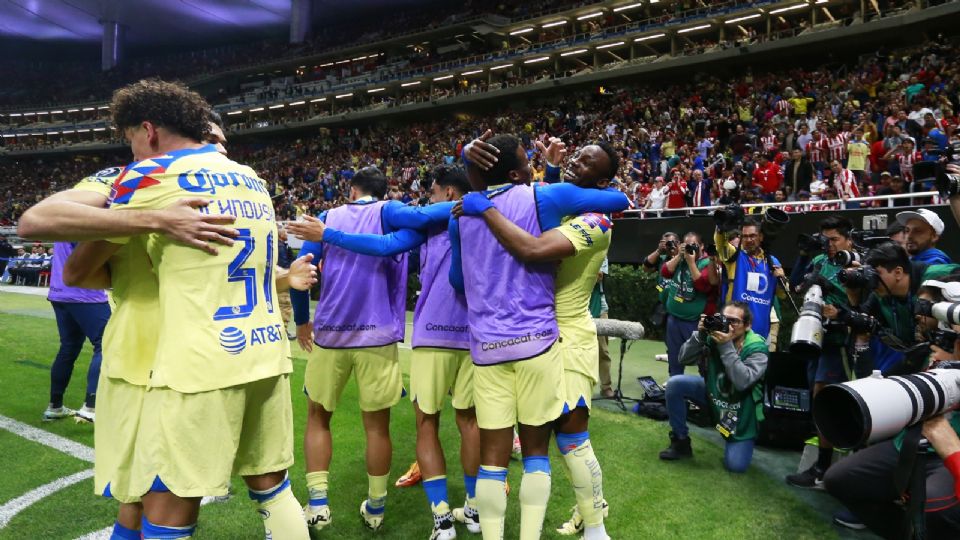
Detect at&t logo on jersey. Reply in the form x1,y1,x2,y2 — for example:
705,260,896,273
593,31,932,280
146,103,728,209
219,324,285,355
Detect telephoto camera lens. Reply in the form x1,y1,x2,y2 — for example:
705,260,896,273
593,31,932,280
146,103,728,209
814,369,960,449
790,284,824,356
833,250,862,267
932,302,960,326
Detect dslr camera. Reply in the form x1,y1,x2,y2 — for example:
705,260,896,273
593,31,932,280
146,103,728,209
797,233,827,255
833,250,863,267
713,204,746,234
663,240,678,252
931,141,960,197
703,314,731,333
684,243,698,256
837,265,880,290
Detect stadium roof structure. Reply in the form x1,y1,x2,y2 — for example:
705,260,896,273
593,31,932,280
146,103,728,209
0,0,432,45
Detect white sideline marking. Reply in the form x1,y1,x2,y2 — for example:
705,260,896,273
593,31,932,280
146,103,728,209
0,415,94,463
0,285,48,297
0,469,94,527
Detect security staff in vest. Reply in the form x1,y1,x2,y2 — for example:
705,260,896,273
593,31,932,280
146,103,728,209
785,216,858,489
715,216,785,343
661,232,712,376
659,301,769,473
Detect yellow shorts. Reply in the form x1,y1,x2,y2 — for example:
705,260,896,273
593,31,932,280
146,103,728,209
473,342,565,430
304,343,402,412
410,347,474,414
561,345,598,412
94,374,145,504
131,374,294,498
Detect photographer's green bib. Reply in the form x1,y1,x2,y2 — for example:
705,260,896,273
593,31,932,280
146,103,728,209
665,258,710,321
706,330,767,441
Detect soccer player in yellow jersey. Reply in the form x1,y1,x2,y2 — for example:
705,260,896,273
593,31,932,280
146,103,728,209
88,80,309,540
462,143,618,540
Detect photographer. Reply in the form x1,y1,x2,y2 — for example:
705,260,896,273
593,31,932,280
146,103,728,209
715,215,786,343
658,302,768,473
823,279,960,539
660,233,719,376
845,243,958,375
786,217,862,489
643,232,680,329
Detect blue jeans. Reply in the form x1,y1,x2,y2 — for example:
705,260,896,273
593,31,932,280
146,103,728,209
665,374,756,473
665,315,698,377
50,301,110,401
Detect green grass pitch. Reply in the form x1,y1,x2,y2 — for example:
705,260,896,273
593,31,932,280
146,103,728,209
0,290,841,539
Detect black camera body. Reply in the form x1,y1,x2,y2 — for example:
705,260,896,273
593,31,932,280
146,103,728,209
703,314,731,333
713,204,746,233
933,141,960,197
684,243,698,256
797,233,828,254
844,311,879,334
930,329,959,352
838,265,880,290
664,240,677,252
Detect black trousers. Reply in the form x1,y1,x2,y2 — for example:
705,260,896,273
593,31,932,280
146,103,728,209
824,440,960,539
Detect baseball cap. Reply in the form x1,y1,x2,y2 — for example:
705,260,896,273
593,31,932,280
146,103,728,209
722,179,737,190
897,208,945,235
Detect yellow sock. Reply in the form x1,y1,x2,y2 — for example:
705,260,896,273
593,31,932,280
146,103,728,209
251,478,310,540
367,473,389,510
305,471,329,509
519,470,551,540
561,439,605,528
476,466,508,540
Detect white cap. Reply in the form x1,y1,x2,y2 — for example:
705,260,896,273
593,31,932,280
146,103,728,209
897,208,945,235
723,180,737,191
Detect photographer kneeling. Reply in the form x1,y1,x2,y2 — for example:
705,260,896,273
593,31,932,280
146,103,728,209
659,301,768,473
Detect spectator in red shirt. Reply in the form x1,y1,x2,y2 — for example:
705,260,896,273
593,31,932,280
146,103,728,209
666,171,688,210
752,153,784,201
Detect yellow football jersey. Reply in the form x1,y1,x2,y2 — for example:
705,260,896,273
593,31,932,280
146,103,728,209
109,145,290,393
555,213,612,375
74,168,160,386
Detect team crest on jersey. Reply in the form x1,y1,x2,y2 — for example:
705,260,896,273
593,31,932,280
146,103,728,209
581,213,612,232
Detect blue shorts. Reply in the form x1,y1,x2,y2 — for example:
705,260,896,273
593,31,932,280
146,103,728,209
808,345,849,386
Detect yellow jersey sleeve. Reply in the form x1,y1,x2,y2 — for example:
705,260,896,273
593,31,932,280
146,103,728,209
73,166,123,198
109,146,290,393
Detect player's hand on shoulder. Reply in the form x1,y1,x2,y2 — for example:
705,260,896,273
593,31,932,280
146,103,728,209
157,198,238,255
288,254,318,291
461,192,495,216
287,215,326,242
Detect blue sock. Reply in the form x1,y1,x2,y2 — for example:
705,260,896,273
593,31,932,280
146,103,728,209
477,465,508,483
423,475,451,516
463,474,477,500
248,475,290,503
522,455,551,475
110,521,140,540
555,431,590,455
141,518,196,539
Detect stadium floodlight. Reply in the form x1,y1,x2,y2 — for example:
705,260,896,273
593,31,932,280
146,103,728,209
310,97,327,102
77,128,90,133
67,109,79,112
577,11,603,20
510,28,534,35
541,20,566,28
335,93,354,98
597,41,625,50
770,4,807,14
401,81,423,86
249,107,265,112
462,69,483,76
353,56,368,61
46,131,59,135
98,105,109,110
726,13,762,24
635,33,666,42
50,110,63,114
613,2,643,12
62,130,74,134
23,112,35,116
524,56,550,64
82,107,95,111
490,64,512,70
815,0,828,3
678,24,711,33
289,101,306,106
268,104,285,109
560,49,588,56
321,62,334,67
434,75,454,81
8,113,21,117
37,111,48,115
367,88,386,93
336,60,350,64
226,110,244,115
1,134,14,138
93,127,106,131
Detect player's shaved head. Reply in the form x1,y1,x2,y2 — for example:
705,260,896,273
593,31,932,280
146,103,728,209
111,78,211,143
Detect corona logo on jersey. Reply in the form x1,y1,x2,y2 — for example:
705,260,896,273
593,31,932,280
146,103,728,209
178,168,269,196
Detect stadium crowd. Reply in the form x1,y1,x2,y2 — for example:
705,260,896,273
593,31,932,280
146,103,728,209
3,36,958,227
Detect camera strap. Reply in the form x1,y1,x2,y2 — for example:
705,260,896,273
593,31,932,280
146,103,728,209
893,424,927,540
